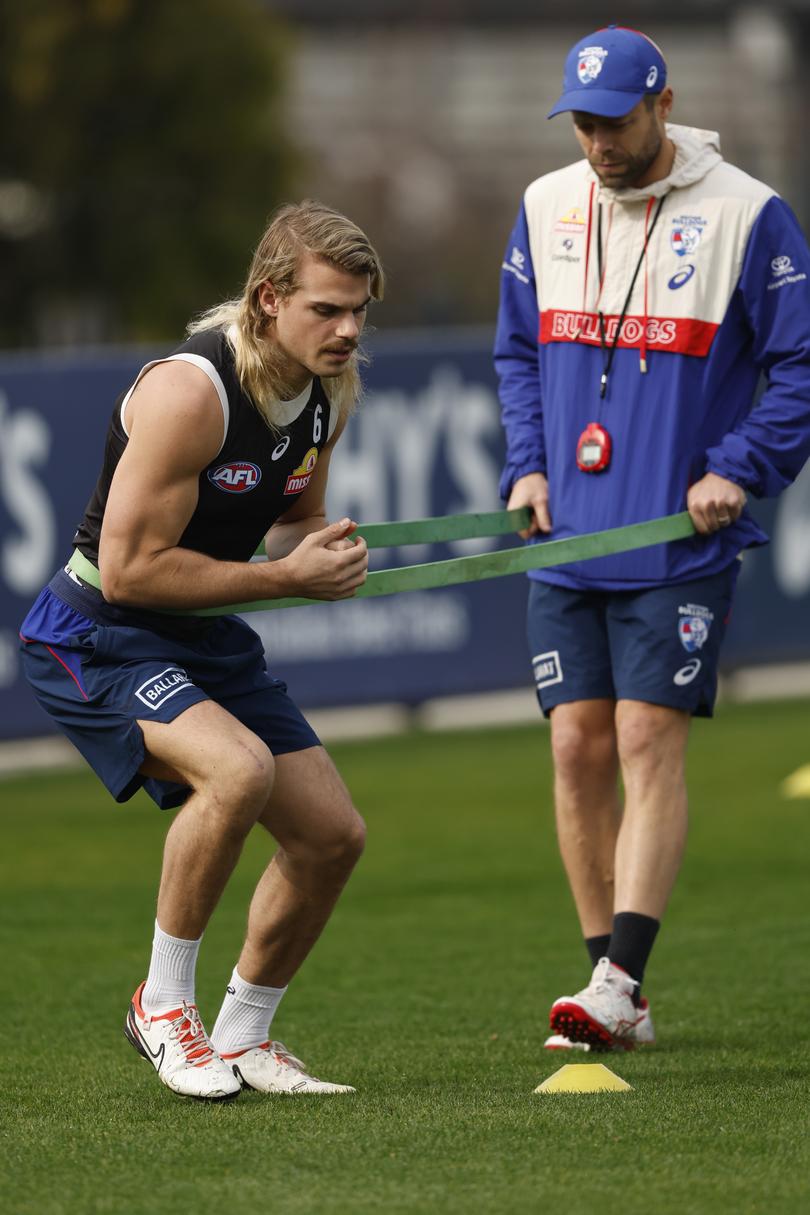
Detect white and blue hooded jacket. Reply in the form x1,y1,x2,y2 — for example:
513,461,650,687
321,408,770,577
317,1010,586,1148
495,124,810,589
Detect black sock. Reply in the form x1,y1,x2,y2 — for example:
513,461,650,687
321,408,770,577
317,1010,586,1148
585,933,612,969
608,912,660,1006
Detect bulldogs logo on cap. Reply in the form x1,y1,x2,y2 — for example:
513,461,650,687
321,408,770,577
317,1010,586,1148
577,46,608,83
548,27,668,120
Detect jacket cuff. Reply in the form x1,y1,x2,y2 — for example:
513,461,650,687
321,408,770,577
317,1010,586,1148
499,462,546,501
705,452,757,495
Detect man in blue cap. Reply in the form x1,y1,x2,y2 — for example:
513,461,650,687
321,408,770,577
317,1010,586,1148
495,27,810,1051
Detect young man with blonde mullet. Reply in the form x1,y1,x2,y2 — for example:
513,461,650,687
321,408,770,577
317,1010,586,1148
21,201,384,1100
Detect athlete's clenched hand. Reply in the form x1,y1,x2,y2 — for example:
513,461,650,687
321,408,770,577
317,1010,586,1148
279,518,368,599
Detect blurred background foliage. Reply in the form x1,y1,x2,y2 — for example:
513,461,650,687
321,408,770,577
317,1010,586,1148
0,0,293,346
2,1,808,346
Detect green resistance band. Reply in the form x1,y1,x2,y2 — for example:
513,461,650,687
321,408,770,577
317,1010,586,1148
68,509,695,616
253,508,534,554
67,508,531,590
194,510,695,615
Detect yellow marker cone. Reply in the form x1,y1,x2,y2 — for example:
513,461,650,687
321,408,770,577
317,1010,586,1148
534,1063,632,1093
781,764,810,799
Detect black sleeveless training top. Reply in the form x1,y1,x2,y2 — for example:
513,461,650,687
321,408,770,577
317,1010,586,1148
74,328,335,566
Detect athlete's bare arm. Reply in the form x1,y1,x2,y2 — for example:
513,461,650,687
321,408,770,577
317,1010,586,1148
99,363,367,609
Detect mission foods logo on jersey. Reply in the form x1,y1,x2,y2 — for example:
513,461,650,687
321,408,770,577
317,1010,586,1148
284,447,319,496
554,207,587,235
208,461,262,494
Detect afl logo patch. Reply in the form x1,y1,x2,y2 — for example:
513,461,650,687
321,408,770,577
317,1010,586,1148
208,461,262,493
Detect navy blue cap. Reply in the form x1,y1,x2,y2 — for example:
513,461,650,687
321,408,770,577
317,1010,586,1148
548,25,667,119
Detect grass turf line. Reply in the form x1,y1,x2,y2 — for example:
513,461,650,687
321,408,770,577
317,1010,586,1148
1,699,809,1214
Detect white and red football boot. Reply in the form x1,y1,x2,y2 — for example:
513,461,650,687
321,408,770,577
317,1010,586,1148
548,958,652,1051
124,981,241,1101
222,1040,356,1094
544,996,655,1051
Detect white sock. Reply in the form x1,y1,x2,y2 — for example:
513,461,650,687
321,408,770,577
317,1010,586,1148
141,920,202,1013
211,967,287,1055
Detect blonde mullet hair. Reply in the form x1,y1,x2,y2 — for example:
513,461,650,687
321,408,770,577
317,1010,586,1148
188,200,384,428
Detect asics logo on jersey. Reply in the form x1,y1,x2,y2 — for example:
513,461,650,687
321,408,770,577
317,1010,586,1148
271,437,291,461
208,461,262,493
668,265,696,290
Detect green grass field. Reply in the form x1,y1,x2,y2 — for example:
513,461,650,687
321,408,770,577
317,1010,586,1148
2,699,809,1214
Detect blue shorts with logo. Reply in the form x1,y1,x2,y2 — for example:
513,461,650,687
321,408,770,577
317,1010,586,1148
19,569,320,810
526,564,740,718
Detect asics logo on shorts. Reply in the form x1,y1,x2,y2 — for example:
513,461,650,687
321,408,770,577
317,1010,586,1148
673,658,702,686
135,667,192,710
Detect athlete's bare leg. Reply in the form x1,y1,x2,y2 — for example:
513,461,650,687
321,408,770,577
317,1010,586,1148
139,705,363,985
138,700,276,939
236,747,366,987
549,699,622,938
613,699,691,919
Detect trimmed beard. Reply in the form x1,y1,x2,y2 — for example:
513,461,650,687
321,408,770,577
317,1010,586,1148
592,128,663,190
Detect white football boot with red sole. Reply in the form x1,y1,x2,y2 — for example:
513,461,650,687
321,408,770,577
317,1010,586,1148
548,958,653,1051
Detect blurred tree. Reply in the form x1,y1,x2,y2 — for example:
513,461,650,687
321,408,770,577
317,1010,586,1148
0,0,294,346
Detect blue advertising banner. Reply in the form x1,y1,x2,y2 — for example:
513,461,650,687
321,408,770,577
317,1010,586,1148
1,330,809,741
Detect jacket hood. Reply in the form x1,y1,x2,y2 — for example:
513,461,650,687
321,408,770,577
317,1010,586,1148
593,124,722,204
